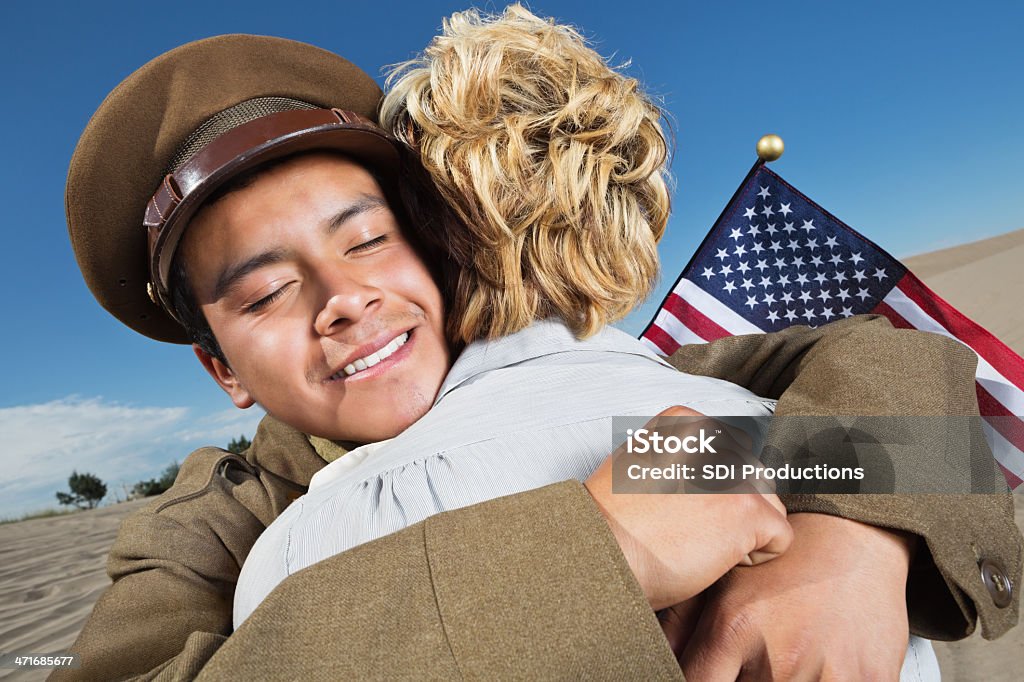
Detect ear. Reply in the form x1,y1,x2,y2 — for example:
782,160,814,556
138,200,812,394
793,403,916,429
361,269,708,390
193,345,256,409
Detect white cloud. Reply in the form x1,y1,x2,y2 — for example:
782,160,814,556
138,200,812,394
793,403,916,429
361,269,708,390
0,397,264,518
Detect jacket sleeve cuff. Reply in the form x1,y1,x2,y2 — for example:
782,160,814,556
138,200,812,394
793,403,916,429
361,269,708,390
782,492,1022,640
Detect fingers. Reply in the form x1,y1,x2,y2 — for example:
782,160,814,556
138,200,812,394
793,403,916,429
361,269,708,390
679,629,745,682
655,405,705,418
744,496,793,566
657,595,705,659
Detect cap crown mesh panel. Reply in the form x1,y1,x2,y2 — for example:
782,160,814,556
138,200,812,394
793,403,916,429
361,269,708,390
166,97,318,174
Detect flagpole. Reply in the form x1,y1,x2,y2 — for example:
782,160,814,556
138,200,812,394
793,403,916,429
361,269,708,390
639,134,786,342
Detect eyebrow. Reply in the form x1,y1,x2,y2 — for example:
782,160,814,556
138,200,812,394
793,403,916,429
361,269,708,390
213,249,289,302
211,195,390,301
326,194,388,235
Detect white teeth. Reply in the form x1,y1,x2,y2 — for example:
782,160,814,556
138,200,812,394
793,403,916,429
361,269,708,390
338,332,409,377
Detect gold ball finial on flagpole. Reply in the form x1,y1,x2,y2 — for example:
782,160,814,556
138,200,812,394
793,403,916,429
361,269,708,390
756,134,785,162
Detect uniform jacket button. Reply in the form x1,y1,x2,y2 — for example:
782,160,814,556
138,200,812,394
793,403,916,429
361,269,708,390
979,559,1013,608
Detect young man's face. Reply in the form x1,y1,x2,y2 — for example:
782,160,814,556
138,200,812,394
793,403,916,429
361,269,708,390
181,152,451,443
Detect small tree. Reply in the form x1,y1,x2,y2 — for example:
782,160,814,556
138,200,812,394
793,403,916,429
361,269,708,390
226,435,252,454
132,461,181,498
56,471,107,510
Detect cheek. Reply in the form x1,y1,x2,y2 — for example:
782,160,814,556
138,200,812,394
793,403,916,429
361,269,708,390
216,318,308,393
386,249,446,320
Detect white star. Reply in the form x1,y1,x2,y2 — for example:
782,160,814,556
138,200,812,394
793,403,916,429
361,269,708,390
856,287,871,301
791,256,805,268
719,264,733,276
814,272,828,285
744,206,757,219
873,268,888,282
776,274,791,287
784,308,798,322
806,238,818,251
836,288,851,301
730,228,743,241
765,223,778,235
774,257,787,269
780,291,794,304
787,239,801,251
716,248,729,260
799,290,813,303
802,307,817,321
824,235,839,249
795,273,810,285
745,295,758,309
747,224,761,238
769,241,782,253
750,242,765,255
801,219,816,233
817,289,832,302
783,222,796,234
767,309,781,323
829,253,843,266
733,245,747,258
701,267,715,280
741,278,755,291
779,202,792,217
755,259,769,271
737,261,751,274
723,280,737,293
821,307,836,321
758,186,771,199
852,270,867,282
850,252,864,265
840,306,854,317
759,276,772,288
810,255,824,267
833,270,848,284
762,293,776,305
761,204,775,218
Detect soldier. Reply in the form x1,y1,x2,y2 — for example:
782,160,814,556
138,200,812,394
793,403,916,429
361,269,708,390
58,32,1018,680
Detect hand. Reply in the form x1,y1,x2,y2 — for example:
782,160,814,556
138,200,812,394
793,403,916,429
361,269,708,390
678,512,916,681
584,407,793,610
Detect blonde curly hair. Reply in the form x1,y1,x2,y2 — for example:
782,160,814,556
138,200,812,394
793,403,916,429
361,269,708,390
381,4,670,342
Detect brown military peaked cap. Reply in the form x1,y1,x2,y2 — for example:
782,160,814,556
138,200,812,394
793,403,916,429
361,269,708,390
67,34,397,343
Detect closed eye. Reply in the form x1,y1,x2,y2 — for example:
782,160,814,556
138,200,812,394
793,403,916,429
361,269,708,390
245,285,290,313
347,235,388,254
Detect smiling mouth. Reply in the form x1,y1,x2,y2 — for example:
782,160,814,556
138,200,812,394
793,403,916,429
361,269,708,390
329,331,410,380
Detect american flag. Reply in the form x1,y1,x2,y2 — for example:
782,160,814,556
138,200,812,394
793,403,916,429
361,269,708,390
641,164,1024,489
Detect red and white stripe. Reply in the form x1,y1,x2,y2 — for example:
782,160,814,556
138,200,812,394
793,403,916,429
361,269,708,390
640,279,756,355
878,274,1024,488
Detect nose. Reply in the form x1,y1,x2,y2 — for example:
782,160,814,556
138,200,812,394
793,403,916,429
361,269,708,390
313,271,382,337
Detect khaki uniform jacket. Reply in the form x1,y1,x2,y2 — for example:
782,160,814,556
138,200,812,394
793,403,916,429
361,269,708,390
52,317,1021,681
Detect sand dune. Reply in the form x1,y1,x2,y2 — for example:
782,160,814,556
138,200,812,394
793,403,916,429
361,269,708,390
0,499,149,681
0,230,1021,680
903,229,1024,355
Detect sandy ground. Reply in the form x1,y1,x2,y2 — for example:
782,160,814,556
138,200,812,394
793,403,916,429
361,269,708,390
1,230,1021,680
0,499,149,681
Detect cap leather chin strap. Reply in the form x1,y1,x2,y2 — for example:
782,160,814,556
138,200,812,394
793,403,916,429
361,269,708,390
142,108,381,316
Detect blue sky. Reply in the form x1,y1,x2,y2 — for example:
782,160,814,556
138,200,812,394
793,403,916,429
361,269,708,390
1,0,1022,516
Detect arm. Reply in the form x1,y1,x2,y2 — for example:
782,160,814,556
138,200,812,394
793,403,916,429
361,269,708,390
196,481,685,680
668,313,1021,640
